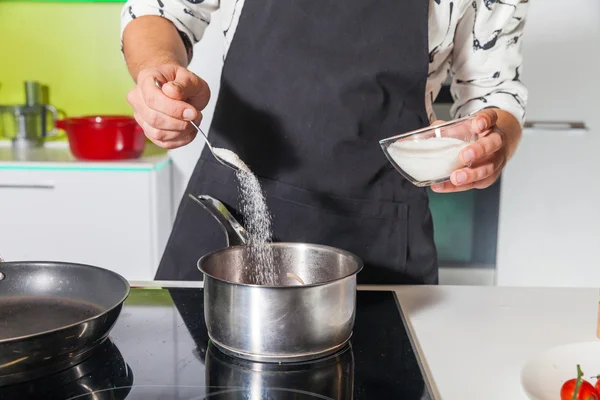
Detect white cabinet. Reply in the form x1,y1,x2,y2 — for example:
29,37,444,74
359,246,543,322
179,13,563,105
0,143,173,281
496,125,600,287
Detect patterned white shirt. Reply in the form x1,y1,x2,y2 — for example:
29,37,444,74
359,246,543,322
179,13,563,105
120,0,529,125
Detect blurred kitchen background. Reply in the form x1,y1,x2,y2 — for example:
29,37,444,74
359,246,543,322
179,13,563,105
0,0,598,286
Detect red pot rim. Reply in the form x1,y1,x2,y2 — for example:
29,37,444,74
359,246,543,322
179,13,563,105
57,115,137,126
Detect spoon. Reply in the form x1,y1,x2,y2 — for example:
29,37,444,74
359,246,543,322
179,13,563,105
153,78,242,172
286,272,305,285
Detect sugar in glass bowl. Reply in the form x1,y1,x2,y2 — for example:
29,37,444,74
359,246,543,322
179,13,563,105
380,116,479,187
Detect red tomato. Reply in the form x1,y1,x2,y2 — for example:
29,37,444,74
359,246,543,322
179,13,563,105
561,379,599,400
595,379,600,395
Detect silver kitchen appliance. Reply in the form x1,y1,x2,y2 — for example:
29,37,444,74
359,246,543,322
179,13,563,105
0,81,58,149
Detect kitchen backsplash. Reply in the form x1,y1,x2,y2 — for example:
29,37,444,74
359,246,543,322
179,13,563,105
0,2,133,132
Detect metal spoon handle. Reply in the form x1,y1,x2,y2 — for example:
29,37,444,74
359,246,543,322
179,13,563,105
188,120,211,147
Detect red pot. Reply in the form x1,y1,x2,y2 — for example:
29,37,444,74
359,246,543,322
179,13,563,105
55,115,146,160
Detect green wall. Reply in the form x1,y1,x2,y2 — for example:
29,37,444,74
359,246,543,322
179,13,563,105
0,2,133,122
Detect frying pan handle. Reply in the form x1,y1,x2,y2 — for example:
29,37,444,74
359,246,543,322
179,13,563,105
187,194,249,247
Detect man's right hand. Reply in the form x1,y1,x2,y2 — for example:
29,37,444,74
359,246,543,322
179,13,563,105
127,64,210,149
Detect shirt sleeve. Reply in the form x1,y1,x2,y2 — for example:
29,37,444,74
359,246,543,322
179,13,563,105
450,0,529,125
120,0,219,61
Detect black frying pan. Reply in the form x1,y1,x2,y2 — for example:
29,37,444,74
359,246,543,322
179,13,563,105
0,260,129,386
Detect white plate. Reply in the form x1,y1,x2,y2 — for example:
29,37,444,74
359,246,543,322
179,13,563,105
521,341,600,400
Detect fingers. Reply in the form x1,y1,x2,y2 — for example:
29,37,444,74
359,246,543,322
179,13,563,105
165,69,210,104
452,153,502,184
127,66,210,150
431,154,504,193
139,74,198,121
431,173,498,193
429,109,505,193
470,108,498,134
134,112,200,149
127,88,191,131
459,130,503,165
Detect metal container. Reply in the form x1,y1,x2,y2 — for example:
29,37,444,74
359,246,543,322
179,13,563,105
191,195,363,363
0,81,58,149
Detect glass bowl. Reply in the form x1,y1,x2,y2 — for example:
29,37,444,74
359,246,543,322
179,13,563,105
379,115,478,187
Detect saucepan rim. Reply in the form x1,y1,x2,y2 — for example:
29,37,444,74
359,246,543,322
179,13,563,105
197,242,363,289
0,261,131,344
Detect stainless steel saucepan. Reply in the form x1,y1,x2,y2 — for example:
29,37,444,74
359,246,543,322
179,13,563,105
190,195,363,363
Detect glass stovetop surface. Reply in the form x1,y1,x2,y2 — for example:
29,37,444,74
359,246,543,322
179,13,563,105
0,289,429,399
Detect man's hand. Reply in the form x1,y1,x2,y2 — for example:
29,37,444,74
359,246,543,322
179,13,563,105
430,108,521,193
127,65,210,149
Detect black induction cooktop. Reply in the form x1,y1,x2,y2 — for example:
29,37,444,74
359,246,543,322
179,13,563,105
0,288,430,400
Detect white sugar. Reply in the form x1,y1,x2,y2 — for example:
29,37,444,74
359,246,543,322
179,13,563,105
387,137,469,182
213,147,250,173
213,147,276,285
236,169,276,285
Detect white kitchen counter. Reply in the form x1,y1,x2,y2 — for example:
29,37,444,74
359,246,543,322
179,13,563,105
140,281,599,399
388,285,599,400
0,141,169,170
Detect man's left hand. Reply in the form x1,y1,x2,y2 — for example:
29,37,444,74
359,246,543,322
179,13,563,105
431,109,507,193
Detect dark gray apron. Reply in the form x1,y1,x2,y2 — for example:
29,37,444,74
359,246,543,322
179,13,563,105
156,0,438,285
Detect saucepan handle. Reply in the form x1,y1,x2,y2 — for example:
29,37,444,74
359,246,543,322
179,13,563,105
188,194,249,247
